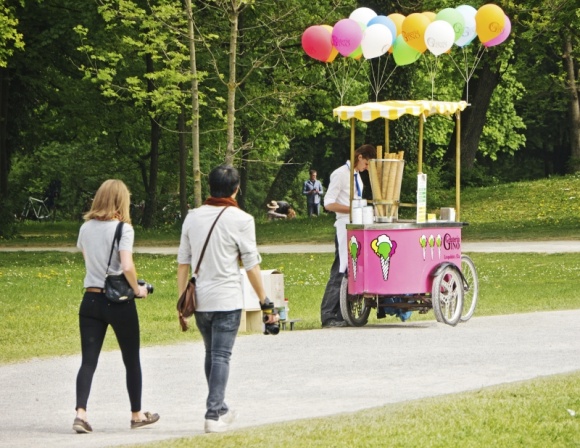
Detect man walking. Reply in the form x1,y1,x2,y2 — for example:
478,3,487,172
302,170,323,217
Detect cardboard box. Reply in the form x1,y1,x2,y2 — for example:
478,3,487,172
240,310,263,332
240,268,285,309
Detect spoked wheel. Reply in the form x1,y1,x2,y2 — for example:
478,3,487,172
460,255,479,322
431,265,464,326
339,275,371,327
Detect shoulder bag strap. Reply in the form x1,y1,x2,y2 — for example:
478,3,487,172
105,222,124,275
193,206,229,275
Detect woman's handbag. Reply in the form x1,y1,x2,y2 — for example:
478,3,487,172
177,206,229,331
104,222,135,303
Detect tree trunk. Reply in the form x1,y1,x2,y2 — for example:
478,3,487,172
238,127,250,210
563,34,580,173
224,1,239,165
141,54,160,229
178,108,188,222
0,67,9,198
184,0,201,207
447,51,502,171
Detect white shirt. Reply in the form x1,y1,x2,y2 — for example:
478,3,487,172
323,161,363,220
177,205,262,312
77,220,134,288
323,161,364,273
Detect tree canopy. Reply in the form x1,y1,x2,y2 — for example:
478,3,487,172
0,0,578,235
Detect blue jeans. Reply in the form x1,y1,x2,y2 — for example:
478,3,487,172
194,309,241,420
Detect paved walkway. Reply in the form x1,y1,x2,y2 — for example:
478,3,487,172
1,240,580,254
1,310,579,448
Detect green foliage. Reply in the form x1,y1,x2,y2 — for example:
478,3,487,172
0,2,24,67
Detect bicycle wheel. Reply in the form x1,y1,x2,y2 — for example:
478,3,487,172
339,275,370,327
460,255,479,322
431,265,464,326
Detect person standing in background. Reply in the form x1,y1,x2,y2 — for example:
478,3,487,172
302,170,323,217
320,145,376,328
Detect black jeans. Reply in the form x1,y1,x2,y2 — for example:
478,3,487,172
75,292,142,412
320,235,345,325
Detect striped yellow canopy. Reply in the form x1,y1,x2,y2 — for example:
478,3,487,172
333,100,468,122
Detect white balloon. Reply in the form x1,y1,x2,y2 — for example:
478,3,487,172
455,4,477,47
424,20,455,56
361,24,393,59
349,7,377,26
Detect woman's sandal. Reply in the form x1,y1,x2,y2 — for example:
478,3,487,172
130,411,160,429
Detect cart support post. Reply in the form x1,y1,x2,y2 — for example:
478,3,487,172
455,111,461,221
349,117,356,222
384,118,389,153
418,115,424,173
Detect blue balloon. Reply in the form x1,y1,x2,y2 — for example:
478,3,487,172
367,15,396,42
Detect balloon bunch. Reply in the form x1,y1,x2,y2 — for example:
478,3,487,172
301,4,511,102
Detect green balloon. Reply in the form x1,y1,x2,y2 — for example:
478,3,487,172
393,35,421,66
435,8,465,41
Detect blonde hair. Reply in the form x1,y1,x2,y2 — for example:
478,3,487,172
83,179,132,224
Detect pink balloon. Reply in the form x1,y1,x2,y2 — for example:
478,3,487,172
302,26,334,62
331,19,363,57
484,15,511,47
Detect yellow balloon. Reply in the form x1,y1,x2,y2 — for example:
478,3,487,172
402,13,430,53
422,11,436,22
475,4,505,43
387,13,405,36
321,25,339,62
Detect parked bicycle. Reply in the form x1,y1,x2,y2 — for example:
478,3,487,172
21,197,52,221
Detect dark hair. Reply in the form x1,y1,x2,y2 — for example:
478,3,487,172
309,169,317,175
355,144,377,160
208,164,240,198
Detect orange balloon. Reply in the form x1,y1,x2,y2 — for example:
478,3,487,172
401,13,430,53
321,25,339,62
475,4,505,43
387,13,405,36
422,11,436,22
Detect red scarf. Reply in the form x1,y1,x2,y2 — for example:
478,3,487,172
203,197,239,208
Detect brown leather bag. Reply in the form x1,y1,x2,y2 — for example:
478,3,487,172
177,277,196,331
176,206,229,331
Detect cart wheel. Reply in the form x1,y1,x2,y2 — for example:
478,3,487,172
339,275,370,327
460,255,479,322
431,265,464,326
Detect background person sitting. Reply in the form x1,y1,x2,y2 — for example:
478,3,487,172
266,200,296,220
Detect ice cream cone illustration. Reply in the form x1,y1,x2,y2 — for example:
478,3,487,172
349,236,360,281
420,235,427,260
436,234,442,259
371,234,397,280
428,235,435,260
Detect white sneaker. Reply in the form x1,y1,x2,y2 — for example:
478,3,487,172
204,410,237,433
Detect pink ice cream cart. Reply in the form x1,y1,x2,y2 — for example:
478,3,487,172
334,101,479,326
